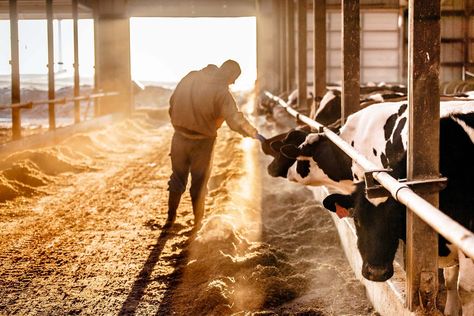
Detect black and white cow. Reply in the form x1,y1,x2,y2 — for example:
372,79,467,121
313,88,407,130
317,101,474,316
262,99,474,315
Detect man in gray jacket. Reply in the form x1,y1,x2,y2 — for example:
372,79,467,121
166,59,263,229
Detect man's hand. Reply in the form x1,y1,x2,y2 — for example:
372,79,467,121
255,133,266,143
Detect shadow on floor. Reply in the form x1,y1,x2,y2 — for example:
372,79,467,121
118,225,194,316
118,229,173,316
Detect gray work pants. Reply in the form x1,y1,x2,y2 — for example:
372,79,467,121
167,132,215,224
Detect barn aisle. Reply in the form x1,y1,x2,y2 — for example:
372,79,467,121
0,103,377,315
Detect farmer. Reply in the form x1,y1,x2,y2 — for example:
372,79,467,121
166,59,265,229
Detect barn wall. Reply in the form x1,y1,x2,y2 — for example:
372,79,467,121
300,2,474,87
303,9,401,86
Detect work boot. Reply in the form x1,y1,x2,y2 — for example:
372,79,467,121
165,190,181,229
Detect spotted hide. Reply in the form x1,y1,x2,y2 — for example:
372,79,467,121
323,100,474,316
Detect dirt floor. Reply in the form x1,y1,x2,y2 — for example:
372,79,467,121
0,101,378,315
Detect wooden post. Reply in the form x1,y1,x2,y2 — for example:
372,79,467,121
273,0,282,92
341,0,360,123
312,0,326,117
95,1,132,116
286,0,295,92
9,0,21,140
463,1,471,80
406,0,440,311
399,7,407,84
73,0,80,123
93,0,100,117
256,0,277,94
297,0,307,110
46,0,56,130
280,1,287,94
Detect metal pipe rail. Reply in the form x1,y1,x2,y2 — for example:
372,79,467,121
264,90,474,260
0,91,119,110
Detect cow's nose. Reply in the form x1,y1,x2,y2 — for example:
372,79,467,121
362,262,394,282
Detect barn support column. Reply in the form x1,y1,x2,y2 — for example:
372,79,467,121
73,0,80,123
341,0,360,123
279,1,287,94
272,0,282,92
95,0,132,116
312,0,326,118
256,0,278,95
286,0,295,92
297,0,307,110
93,1,100,116
463,0,472,80
9,0,21,140
47,0,56,130
406,0,440,311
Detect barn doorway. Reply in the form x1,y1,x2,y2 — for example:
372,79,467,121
130,17,257,93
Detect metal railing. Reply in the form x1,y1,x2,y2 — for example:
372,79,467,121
264,90,474,260
0,91,119,141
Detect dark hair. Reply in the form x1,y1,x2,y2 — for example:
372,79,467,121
220,59,241,83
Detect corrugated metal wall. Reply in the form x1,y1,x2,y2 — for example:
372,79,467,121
304,9,401,85
302,0,473,86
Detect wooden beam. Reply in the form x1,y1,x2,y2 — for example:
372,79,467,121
313,0,326,117
73,0,80,123
297,0,307,110
286,0,295,92
406,0,440,311
126,0,256,17
341,0,360,123
47,0,56,130
10,0,21,140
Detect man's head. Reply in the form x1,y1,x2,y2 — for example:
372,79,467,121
219,59,241,85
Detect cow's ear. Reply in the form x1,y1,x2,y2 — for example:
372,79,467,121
280,144,300,159
270,140,284,152
261,139,276,156
284,130,308,145
323,193,354,218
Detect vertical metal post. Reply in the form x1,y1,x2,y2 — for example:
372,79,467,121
341,0,360,123
406,0,440,311
9,0,21,140
312,0,326,117
73,0,80,123
286,0,295,92
297,0,307,110
46,0,56,130
280,1,287,93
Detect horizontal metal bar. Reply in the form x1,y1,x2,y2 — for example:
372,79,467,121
264,90,474,260
0,91,119,110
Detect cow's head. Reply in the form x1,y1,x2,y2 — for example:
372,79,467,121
263,129,309,178
282,133,353,187
323,183,406,282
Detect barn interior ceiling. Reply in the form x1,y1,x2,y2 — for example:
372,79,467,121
0,0,93,19
0,0,472,20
